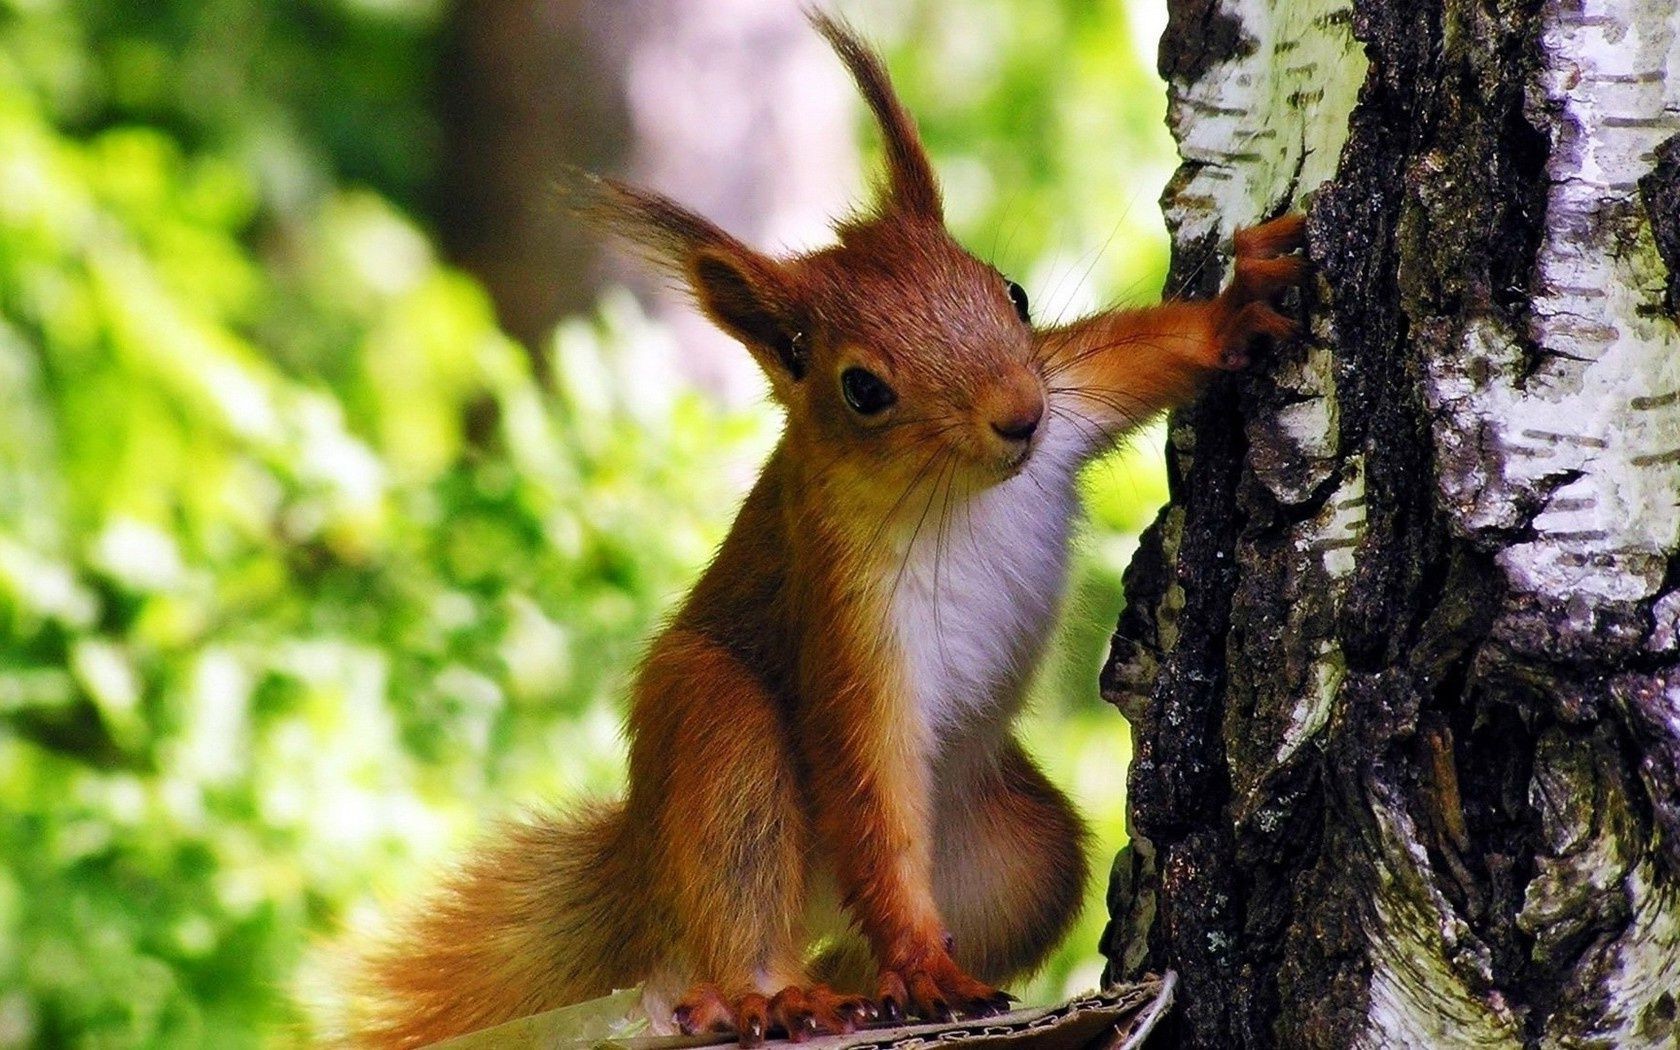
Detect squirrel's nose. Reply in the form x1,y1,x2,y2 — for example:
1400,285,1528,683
991,404,1042,443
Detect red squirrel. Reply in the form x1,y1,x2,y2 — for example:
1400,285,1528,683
345,13,1305,1048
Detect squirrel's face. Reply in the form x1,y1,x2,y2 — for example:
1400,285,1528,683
784,217,1047,488
578,14,1047,492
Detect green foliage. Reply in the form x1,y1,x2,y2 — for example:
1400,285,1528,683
0,0,1175,1044
0,4,770,1044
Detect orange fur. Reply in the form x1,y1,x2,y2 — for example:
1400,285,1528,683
339,15,1306,1047
345,805,645,1047
1037,213,1307,438
933,740,1090,981
810,740,1089,994
788,519,964,1016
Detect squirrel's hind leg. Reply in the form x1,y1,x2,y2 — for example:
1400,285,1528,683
931,738,1090,985
806,739,1087,1013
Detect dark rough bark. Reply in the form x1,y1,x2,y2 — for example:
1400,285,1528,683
1641,134,1680,315
1101,1,1680,1047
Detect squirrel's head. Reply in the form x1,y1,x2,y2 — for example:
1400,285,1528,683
577,12,1045,500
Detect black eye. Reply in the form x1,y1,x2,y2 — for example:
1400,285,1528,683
840,367,897,416
1005,279,1030,324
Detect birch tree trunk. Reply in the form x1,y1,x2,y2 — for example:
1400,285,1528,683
1100,0,1680,1046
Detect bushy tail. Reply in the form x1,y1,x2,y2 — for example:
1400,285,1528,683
336,801,649,1048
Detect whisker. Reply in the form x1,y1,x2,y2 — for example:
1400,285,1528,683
931,457,957,674
1050,404,1109,454
1050,385,1152,423
879,410,961,433
960,469,983,557
891,451,954,608
1041,332,1182,381
856,434,955,568
1046,207,1134,330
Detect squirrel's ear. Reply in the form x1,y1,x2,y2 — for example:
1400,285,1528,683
810,12,942,223
565,173,807,382
689,250,808,381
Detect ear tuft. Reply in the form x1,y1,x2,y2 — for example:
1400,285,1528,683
559,168,726,264
561,170,808,383
808,11,943,222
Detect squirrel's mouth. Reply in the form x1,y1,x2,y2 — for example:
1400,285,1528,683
994,441,1035,479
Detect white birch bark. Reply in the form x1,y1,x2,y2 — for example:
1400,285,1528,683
1105,1,1680,1046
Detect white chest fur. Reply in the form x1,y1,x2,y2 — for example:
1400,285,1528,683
888,441,1082,741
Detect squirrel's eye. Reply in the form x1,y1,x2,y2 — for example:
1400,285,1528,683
1005,279,1031,324
840,367,897,416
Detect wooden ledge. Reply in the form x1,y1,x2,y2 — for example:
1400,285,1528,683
433,974,1174,1049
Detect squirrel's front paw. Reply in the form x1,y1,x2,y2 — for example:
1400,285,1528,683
1214,213,1309,370
875,951,1015,1024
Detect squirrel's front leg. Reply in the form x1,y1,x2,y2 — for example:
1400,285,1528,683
1035,213,1307,453
797,631,1014,1023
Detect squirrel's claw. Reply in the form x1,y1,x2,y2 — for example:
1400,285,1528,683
676,983,867,1046
1233,212,1306,258
1214,213,1311,370
876,970,907,1023
771,984,870,1043
671,985,770,1046
876,951,1013,1026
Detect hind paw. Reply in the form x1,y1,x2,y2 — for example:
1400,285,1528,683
674,982,876,1047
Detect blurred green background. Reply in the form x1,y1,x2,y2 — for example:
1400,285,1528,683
0,0,1174,1044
